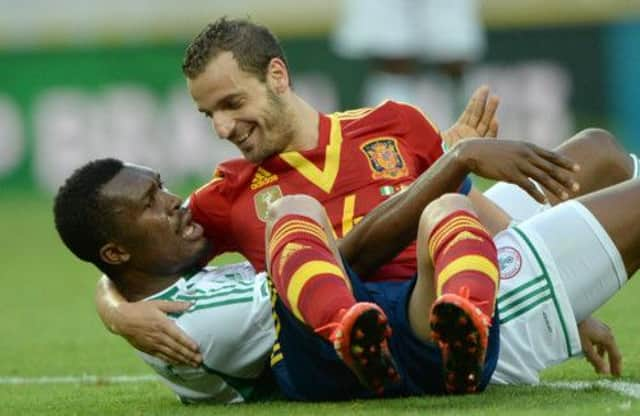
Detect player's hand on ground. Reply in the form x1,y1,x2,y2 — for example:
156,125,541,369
578,317,622,377
454,138,580,203
113,300,202,367
442,85,500,148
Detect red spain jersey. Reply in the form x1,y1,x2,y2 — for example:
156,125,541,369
189,101,445,281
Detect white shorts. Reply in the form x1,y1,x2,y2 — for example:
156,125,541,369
484,181,549,223
491,201,626,385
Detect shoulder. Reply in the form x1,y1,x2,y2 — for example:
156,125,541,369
335,100,439,139
190,158,258,207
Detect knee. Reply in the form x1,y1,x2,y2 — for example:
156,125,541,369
580,128,630,166
419,193,473,236
572,128,632,180
266,194,325,226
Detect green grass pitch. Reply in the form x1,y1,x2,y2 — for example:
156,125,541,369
2,193,639,415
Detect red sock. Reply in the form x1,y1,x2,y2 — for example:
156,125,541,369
427,210,499,317
268,214,356,339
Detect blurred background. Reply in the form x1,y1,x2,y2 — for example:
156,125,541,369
1,0,639,195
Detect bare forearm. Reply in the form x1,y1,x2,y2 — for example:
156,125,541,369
95,275,127,334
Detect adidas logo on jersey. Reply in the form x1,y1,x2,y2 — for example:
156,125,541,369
250,167,279,190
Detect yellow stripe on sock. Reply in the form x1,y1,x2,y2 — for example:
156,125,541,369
270,352,283,366
287,260,349,322
429,217,483,256
270,220,327,247
436,255,499,296
429,217,482,253
269,220,328,254
439,231,485,257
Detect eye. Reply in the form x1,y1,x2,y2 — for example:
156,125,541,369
201,111,212,119
228,99,243,109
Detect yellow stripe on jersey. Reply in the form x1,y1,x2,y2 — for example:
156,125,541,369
193,176,224,195
429,217,483,256
331,107,374,120
268,220,328,255
341,194,357,236
287,260,348,322
279,115,342,194
436,255,499,296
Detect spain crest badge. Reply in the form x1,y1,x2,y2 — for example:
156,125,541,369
360,138,409,180
254,185,283,222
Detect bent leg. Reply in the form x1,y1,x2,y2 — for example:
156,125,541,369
265,194,399,394
578,179,640,276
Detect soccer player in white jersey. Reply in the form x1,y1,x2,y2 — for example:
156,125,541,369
54,137,636,402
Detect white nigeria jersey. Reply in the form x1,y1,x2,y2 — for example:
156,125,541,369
139,261,276,404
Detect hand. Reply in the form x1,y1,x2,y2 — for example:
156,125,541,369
454,138,580,203
578,317,622,377
112,300,203,367
442,85,500,148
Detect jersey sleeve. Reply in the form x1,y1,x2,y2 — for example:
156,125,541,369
188,173,238,258
397,102,446,173
176,295,274,380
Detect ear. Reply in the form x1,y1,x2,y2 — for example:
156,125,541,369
100,243,131,266
266,57,290,94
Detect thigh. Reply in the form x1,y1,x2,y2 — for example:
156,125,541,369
484,182,548,222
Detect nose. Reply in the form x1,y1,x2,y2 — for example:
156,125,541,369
163,191,182,213
212,111,235,140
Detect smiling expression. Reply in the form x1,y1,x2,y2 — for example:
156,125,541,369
187,51,295,163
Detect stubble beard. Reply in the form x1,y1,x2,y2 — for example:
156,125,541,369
254,88,296,162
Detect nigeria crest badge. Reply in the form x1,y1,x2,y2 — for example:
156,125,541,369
254,185,283,222
360,138,409,180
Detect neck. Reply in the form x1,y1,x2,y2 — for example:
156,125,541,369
284,93,320,152
113,270,183,302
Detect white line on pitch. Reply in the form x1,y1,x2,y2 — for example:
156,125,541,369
0,375,158,385
543,380,640,399
3,375,640,401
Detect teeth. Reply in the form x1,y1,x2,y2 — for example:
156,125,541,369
183,223,194,238
238,126,254,143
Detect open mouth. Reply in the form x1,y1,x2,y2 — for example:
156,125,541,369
236,125,256,147
178,210,204,240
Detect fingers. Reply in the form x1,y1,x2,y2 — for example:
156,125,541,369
154,343,197,367
602,335,623,377
487,118,499,138
518,163,570,202
467,86,490,127
156,332,203,367
532,145,580,173
582,340,609,374
152,300,192,314
477,95,500,137
529,153,579,193
511,175,547,204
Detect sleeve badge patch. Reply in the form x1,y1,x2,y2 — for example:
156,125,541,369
254,185,284,222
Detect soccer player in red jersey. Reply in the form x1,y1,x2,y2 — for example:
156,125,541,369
93,18,637,367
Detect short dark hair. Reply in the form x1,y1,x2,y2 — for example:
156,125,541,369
182,17,290,83
53,158,124,273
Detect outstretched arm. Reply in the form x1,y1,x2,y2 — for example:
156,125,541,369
96,276,202,367
341,139,579,277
